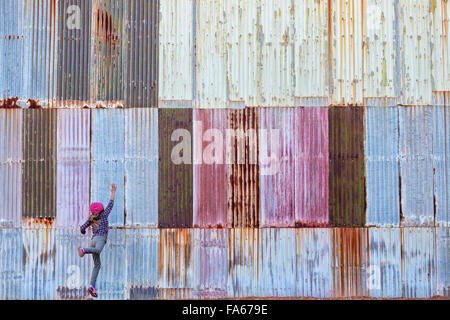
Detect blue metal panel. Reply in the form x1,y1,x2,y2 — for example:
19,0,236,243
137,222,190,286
295,228,332,298
91,109,125,227
368,228,401,298
0,229,23,299
365,106,400,226
436,227,449,297
126,228,159,300
124,109,158,226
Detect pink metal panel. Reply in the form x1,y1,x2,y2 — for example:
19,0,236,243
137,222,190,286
56,109,90,228
259,108,295,227
294,107,329,227
193,109,227,228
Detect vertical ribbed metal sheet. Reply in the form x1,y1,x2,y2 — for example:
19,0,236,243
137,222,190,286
398,0,432,105
91,109,124,227
363,0,397,104
158,108,193,228
123,0,159,108
0,229,23,299
96,229,126,300
294,0,329,106
22,227,56,300
57,0,92,106
365,106,400,226
56,109,90,228
398,106,435,226
400,228,436,298
329,106,365,227
331,228,368,298
23,0,59,106
0,109,23,227
158,228,193,299
22,109,57,218
193,229,228,298
158,0,193,107
295,107,329,227
436,227,449,297
330,0,363,105
125,228,159,300
55,229,92,299
368,228,401,297
295,228,332,298
124,108,158,226
259,108,295,227
193,109,227,228
227,108,260,228
431,0,450,92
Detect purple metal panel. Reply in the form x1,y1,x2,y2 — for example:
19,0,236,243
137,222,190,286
259,108,295,227
294,107,329,227
56,109,90,228
193,109,227,228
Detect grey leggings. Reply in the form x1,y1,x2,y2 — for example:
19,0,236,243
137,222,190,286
84,236,107,286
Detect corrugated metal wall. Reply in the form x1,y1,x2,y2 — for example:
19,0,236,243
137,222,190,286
0,0,449,299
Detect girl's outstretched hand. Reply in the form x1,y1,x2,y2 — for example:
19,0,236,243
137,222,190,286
110,184,117,200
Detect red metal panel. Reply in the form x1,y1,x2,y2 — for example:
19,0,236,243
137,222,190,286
193,109,227,228
294,107,329,227
259,108,295,227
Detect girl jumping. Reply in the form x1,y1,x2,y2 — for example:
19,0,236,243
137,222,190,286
78,184,116,298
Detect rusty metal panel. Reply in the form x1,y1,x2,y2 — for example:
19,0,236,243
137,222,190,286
260,108,295,227
22,109,57,219
331,228,368,298
123,0,159,108
295,228,332,298
368,228,401,298
432,0,450,92
193,109,227,228
56,109,90,228
158,0,193,107
126,228,159,300
22,227,56,300
22,0,59,107
365,106,400,227
124,108,158,226
400,228,436,298
363,0,397,104
399,106,435,226
158,229,193,299
193,229,228,298
0,229,23,299
91,109,125,227
56,0,92,106
329,0,363,105
0,109,23,227
398,0,433,105
158,108,193,228
55,229,92,300
227,228,260,298
96,229,126,300
0,0,26,102
436,227,449,297
90,0,124,104
227,108,260,228
329,106,365,227
294,0,329,106
295,107,329,227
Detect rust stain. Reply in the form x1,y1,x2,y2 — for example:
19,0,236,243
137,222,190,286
0,97,19,108
23,217,55,228
27,99,42,109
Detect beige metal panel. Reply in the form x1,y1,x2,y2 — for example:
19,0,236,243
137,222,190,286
431,0,450,92
398,0,433,105
293,0,329,105
363,0,397,101
330,0,364,105
159,0,193,106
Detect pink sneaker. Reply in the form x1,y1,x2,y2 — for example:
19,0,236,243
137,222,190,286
77,247,85,258
88,286,98,298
